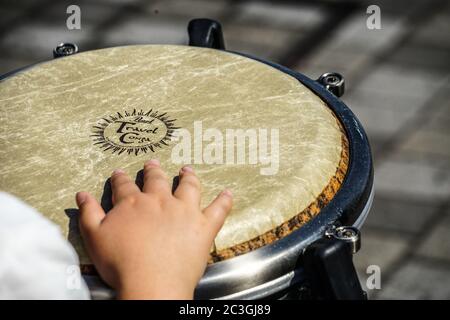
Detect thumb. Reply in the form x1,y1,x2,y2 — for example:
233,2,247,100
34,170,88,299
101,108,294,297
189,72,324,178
203,189,233,239
76,191,106,236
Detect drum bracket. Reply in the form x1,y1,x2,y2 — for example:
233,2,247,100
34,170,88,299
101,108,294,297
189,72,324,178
188,18,225,50
317,72,345,97
303,226,366,300
53,43,79,58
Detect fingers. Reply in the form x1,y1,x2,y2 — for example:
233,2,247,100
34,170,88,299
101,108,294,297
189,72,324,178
142,159,171,196
173,166,201,206
76,191,106,236
203,190,233,238
110,169,140,204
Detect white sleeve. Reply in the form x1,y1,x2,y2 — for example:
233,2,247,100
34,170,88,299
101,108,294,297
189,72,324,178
0,192,90,300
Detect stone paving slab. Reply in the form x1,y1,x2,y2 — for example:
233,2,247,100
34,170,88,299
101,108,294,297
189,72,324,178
350,64,446,105
233,1,325,31
298,49,371,85
375,152,450,201
146,0,228,20
0,22,93,61
40,1,118,25
358,0,430,15
344,93,422,138
421,90,450,134
412,2,450,51
390,43,450,72
364,194,439,234
312,14,405,55
103,15,188,47
377,258,450,299
418,208,450,262
1,0,38,8
0,6,22,27
400,130,450,157
354,229,411,298
223,24,298,61
340,64,448,144
354,229,411,275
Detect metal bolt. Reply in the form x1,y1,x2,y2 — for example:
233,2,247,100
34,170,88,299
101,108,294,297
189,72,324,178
317,72,345,97
53,43,78,58
323,75,340,85
326,225,361,254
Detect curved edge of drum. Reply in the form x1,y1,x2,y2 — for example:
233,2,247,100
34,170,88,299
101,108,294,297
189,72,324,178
0,60,47,82
353,183,374,230
194,52,374,299
209,184,375,300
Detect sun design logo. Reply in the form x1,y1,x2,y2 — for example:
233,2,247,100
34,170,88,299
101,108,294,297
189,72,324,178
91,109,178,155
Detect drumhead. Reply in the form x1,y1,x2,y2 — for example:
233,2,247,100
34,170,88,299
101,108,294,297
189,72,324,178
0,45,347,266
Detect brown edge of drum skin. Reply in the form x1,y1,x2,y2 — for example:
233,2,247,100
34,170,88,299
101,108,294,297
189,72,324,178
80,115,349,275
208,115,349,263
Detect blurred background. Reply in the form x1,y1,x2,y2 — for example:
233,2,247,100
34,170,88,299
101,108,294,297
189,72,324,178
0,0,449,299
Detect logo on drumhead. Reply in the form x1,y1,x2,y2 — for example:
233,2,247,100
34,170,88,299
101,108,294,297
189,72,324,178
91,109,178,155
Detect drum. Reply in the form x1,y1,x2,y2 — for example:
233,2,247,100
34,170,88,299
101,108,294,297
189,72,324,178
0,19,373,300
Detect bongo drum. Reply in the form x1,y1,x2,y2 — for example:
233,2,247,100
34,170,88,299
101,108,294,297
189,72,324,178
0,19,373,300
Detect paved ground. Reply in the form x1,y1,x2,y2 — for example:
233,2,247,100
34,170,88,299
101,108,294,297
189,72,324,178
0,0,449,299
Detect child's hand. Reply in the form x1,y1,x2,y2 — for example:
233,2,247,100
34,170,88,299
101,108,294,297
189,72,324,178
75,160,232,299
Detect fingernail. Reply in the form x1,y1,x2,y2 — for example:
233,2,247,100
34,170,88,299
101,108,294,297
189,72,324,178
145,159,160,167
76,192,87,207
222,189,233,197
181,166,194,173
112,168,125,176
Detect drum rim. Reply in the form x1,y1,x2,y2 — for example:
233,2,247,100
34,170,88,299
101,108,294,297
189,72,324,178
213,184,374,300
0,46,374,299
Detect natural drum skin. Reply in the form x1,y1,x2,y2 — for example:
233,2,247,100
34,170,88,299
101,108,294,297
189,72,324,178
0,45,348,266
